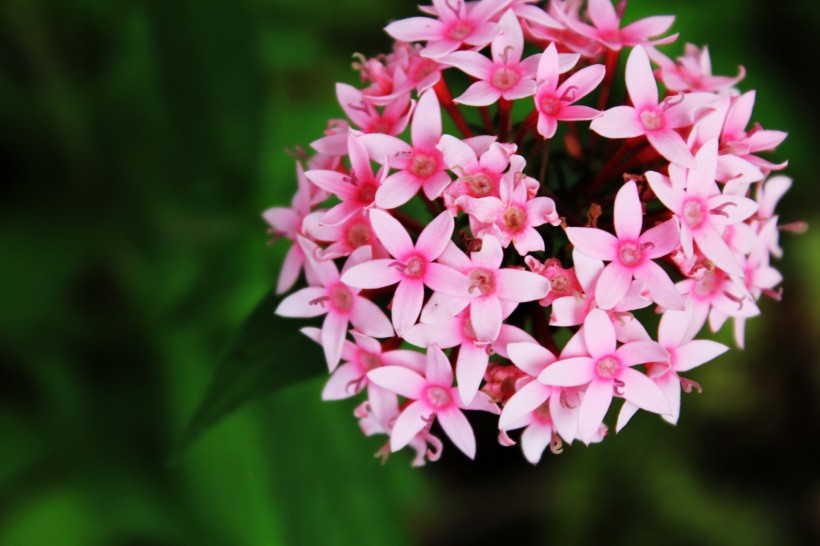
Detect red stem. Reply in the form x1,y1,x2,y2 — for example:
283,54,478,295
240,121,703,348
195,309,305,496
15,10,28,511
588,48,622,151
587,136,644,196
498,98,513,142
514,109,539,148
478,106,494,133
433,78,473,138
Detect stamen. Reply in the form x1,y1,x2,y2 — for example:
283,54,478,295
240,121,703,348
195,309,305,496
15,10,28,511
779,221,809,233
375,442,390,465
309,296,329,306
388,261,407,272
347,100,371,114
560,85,579,102
680,377,703,394
501,45,515,66
345,376,366,395
549,434,564,455
661,92,685,110
560,390,576,409
722,290,746,310
445,0,461,17
613,378,626,396
762,287,783,301
710,201,737,217
425,433,443,461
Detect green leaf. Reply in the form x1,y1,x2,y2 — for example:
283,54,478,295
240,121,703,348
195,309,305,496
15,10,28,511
171,290,324,461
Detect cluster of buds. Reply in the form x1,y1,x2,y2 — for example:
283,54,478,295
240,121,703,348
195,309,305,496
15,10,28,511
265,0,798,465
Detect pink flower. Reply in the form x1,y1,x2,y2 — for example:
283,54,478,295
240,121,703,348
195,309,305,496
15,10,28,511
590,45,715,168
646,138,759,276
367,344,499,459
275,241,393,370
649,43,746,93
361,89,450,208
566,180,684,310
385,0,512,59
534,42,605,138
538,309,671,443
438,135,514,209
341,209,468,335
439,10,540,106
557,0,677,51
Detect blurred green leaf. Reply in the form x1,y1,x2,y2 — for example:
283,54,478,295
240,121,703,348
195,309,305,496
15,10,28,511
172,290,324,460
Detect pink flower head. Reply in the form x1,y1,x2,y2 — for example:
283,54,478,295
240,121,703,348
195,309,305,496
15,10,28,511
302,210,385,261
566,180,685,310
557,0,678,51
385,0,513,59
534,42,605,138
361,89,450,208
591,45,716,168
649,43,746,93
367,344,499,459
438,135,514,210
341,209,468,335
646,138,759,276
440,10,541,106
538,309,671,443
276,241,393,370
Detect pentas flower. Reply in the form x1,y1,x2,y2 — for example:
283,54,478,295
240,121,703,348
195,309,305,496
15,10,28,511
440,10,540,106
566,180,684,310
367,344,499,459
591,45,713,168
538,309,671,444
386,0,512,59
534,42,605,139
264,1,795,464
341,209,468,335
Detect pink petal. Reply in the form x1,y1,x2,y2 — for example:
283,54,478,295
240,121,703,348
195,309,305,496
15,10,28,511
298,237,340,286
322,363,363,400
521,422,552,464
403,317,462,349
562,63,606,100
456,343,490,405
578,378,614,444
275,287,328,318
590,106,644,138
375,170,423,209
420,291,469,324
658,307,693,347
437,408,476,459
620,16,675,43
656,373,681,425
640,218,680,259
614,181,643,240
381,349,426,374
526,196,559,227
694,225,742,276
439,50,493,80
646,129,696,168
416,210,455,259
619,367,670,415
412,89,442,149
368,366,426,400
499,380,550,430
615,401,639,433
537,116,558,139
496,268,549,302
359,133,412,166
626,45,659,109
502,80,538,101
587,0,619,31
392,280,425,336
320,200,362,227
263,207,300,234
470,296,503,341
276,244,303,295
471,235,504,269
384,17,443,42
350,296,394,338
707,195,758,226
390,400,430,452
341,259,402,289
634,260,685,310
537,42,560,91
369,209,414,258
305,169,357,200
557,105,602,121
583,308,617,357
550,391,579,443
425,263,470,297
321,312,349,371
455,80,502,107
565,227,618,260
537,356,595,387
616,340,669,366
425,343,454,386
675,340,728,372
421,171,452,200
512,226,545,255
645,171,683,213
492,10,524,63
594,262,633,310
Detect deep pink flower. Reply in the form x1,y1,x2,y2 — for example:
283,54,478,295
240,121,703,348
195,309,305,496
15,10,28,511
367,344,499,459
557,0,677,51
566,181,684,310
649,43,746,93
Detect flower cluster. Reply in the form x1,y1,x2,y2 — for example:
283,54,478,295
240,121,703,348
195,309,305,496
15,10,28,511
265,0,798,465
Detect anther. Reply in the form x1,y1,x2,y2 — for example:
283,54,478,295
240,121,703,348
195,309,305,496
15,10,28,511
549,435,564,455
680,377,703,394
309,296,329,306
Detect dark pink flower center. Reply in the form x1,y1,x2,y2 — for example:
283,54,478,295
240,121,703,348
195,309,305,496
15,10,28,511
492,67,520,91
359,352,382,372
345,221,371,249
466,172,494,196
550,274,571,295
357,182,377,205
447,20,472,41
533,401,552,423
682,198,707,229
503,205,528,233
403,255,427,279
595,356,621,379
329,283,354,313
411,152,438,179
368,117,393,134
425,385,452,409
540,95,561,115
618,241,644,268
640,109,663,131
468,268,495,296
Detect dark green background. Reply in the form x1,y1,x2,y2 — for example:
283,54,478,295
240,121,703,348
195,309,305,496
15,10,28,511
1,0,818,544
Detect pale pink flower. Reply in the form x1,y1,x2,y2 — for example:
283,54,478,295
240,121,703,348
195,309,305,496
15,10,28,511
649,43,745,93
405,306,536,404
617,305,728,429
566,180,685,310
524,255,582,307
440,10,541,106
556,0,678,51
719,90,789,172
275,241,393,370
590,45,715,168
385,0,512,59
646,139,759,276
361,89,450,208
419,235,548,341
755,175,793,258
538,309,671,444
336,83,414,137
521,1,601,57
302,210,386,261
367,344,499,459
438,135,514,210
341,209,468,335
534,42,605,138
305,133,387,226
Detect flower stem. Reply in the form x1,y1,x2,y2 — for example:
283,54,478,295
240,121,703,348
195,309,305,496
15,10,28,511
498,98,513,142
515,109,539,148
433,78,473,138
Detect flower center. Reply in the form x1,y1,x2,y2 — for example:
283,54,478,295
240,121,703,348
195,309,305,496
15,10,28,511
540,95,561,115
467,172,494,196
533,401,552,423
369,117,392,135
618,241,644,268
503,205,527,233
492,67,520,91
345,221,371,249
595,356,621,379
329,283,354,312
550,274,571,295
359,352,382,372
403,255,427,279
411,152,438,179
447,20,472,41
640,109,663,131
468,268,495,296
682,199,706,229
425,385,452,409
357,182,377,205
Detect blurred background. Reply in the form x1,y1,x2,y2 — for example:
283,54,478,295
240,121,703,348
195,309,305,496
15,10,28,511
1,0,818,544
